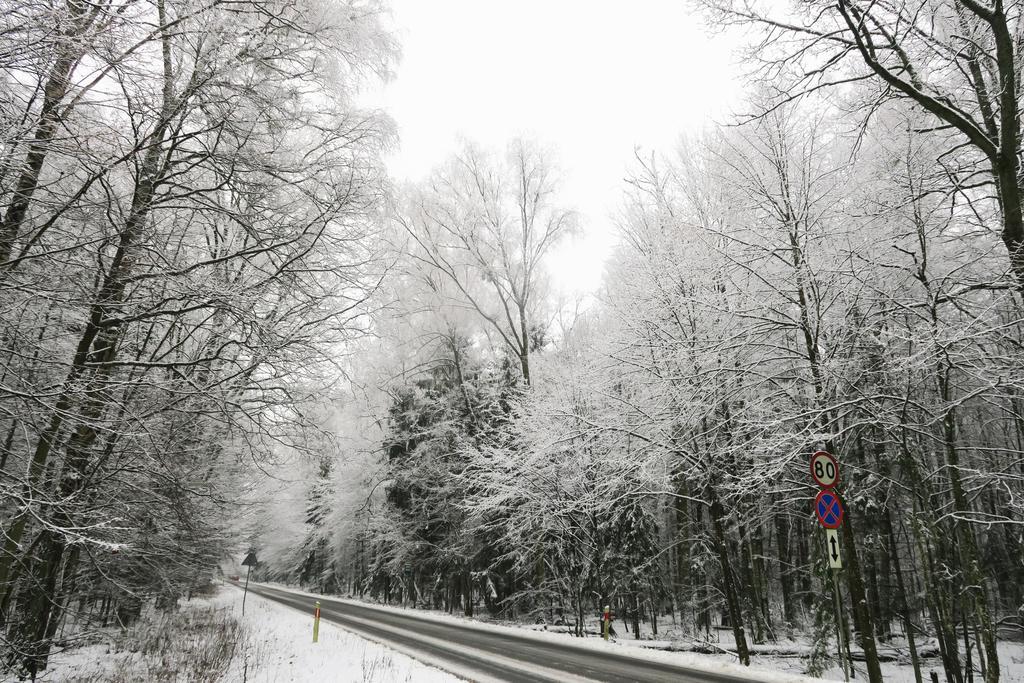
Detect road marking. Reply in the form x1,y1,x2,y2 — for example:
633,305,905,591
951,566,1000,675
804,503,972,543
318,608,598,683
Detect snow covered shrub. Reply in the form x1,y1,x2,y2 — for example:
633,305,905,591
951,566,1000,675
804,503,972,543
61,605,240,682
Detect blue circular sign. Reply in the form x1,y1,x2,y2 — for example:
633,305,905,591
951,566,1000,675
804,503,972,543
815,489,844,529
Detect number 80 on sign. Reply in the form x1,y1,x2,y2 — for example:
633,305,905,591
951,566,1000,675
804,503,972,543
810,450,839,488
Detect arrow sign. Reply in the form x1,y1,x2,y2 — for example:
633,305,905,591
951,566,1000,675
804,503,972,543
814,489,844,529
825,528,843,569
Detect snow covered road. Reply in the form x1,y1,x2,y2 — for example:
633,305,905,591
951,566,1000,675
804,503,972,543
236,582,817,683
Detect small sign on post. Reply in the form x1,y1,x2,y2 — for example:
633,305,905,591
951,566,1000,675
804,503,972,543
241,551,258,615
313,601,321,643
810,450,839,488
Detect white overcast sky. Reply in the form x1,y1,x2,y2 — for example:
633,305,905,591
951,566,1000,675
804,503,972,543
366,0,743,294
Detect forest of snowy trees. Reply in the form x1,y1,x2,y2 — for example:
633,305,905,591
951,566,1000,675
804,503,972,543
2,0,1024,681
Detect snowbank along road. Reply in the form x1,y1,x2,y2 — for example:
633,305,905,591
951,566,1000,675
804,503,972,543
234,582,794,683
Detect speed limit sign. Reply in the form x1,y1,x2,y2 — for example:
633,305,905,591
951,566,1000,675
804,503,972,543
810,451,839,488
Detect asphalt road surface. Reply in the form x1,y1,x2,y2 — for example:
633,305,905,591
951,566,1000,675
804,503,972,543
235,582,767,683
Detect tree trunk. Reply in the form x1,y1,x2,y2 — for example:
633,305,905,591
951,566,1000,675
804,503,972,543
0,0,100,267
839,511,884,683
775,513,797,627
708,486,750,666
885,512,922,683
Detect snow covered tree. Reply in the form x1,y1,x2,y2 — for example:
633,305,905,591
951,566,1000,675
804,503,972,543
0,0,396,672
395,139,578,386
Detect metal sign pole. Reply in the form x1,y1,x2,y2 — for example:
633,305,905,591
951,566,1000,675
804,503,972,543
242,564,251,615
240,550,258,615
831,569,850,682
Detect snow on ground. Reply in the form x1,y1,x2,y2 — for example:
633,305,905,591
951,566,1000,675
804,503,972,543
2,585,461,683
9,580,1022,682
258,581,1024,683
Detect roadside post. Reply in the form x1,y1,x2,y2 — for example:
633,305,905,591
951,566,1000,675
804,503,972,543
810,451,850,682
602,605,610,640
313,601,321,643
403,562,412,608
241,551,258,615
